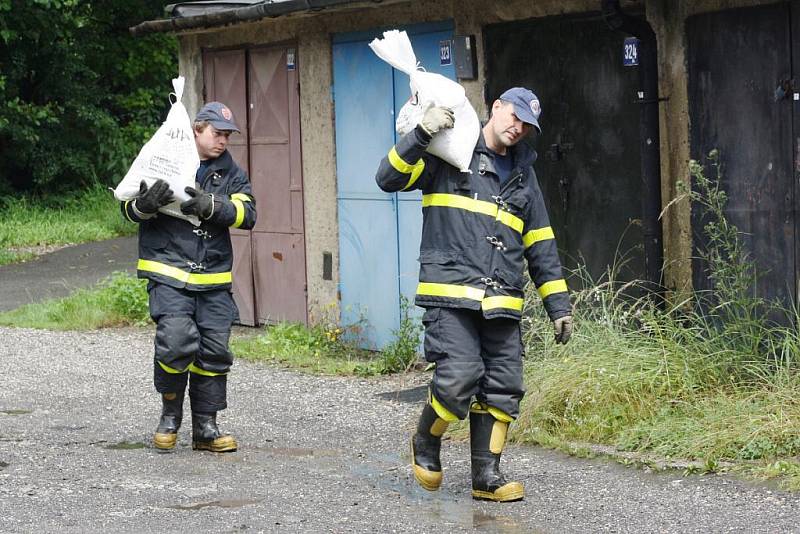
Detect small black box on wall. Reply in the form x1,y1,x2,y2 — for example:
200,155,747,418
453,34,477,80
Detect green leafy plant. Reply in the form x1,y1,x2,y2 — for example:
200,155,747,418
377,296,423,374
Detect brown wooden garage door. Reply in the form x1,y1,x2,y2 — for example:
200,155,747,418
203,44,307,325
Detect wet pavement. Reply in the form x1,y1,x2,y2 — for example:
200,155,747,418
1,326,800,533
0,236,137,311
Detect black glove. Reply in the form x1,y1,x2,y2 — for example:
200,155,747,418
180,186,214,219
553,315,574,345
135,179,173,214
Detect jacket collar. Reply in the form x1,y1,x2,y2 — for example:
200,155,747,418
475,125,538,169
200,150,233,176
475,128,538,173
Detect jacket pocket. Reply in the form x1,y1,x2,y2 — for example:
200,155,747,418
421,307,447,362
418,249,462,265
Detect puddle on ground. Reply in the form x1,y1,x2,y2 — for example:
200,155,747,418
167,498,262,511
375,384,428,403
0,461,8,470
0,409,32,415
251,446,340,457
105,441,146,450
352,453,535,532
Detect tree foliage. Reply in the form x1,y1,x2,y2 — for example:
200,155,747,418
0,0,177,194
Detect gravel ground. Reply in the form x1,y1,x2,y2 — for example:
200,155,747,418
1,326,799,533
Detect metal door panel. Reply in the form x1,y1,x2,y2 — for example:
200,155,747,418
253,232,307,323
334,22,455,349
203,48,256,325
333,40,396,198
249,48,290,142
484,15,642,287
249,44,308,323
687,4,794,308
204,49,249,147
338,198,400,349
251,144,292,233
231,233,255,324
397,200,424,309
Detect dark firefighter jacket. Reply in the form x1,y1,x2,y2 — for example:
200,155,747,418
375,126,570,322
121,150,257,291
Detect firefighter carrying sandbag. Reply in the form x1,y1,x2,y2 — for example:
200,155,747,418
375,87,573,501
121,102,256,452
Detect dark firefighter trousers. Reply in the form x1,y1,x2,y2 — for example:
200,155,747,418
148,283,239,413
423,307,526,420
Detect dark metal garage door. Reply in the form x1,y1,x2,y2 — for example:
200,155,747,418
688,3,796,309
485,12,643,288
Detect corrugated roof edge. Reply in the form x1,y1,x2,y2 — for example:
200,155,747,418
131,0,382,36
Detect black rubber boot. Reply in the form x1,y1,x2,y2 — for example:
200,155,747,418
411,403,449,491
469,406,524,502
153,391,184,450
191,412,237,453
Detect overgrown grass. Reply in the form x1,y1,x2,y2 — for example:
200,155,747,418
233,303,424,377
515,151,800,489
0,272,149,329
232,322,382,376
0,183,135,265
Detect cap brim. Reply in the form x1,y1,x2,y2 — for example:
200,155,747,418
513,103,541,133
209,119,240,133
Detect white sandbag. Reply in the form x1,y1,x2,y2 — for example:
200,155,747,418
369,30,479,172
114,76,200,225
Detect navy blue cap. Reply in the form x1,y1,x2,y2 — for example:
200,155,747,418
499,87,542,132
195,102,240,133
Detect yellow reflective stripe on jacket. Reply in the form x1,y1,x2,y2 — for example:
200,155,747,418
388,146,425,190
231,198,245,228
188,363,227,376
481,295,524,312
417,283,522,312
496,210,524,233
422,193,524,234
417,282,484,301
158,361,189,374
537,279,568,299
138,259,232,285
523,226,555,248
230,193,252,203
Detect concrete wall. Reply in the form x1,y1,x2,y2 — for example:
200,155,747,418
171,0,774,320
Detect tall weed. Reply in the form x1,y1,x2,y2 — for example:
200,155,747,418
517,150,800,471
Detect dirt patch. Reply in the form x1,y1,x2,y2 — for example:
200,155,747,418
5,243,75,260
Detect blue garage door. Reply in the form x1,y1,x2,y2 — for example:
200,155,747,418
333,21,456,349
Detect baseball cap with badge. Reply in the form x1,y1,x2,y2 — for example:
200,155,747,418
499,87,542,133
195,102,241,133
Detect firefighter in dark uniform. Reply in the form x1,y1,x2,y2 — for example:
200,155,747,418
376,88,574,501
121,102,257,452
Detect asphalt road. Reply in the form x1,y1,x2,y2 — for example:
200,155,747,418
1,326,799,533
0,236,137,312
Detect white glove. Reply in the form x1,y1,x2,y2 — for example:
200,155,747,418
419,105,455,136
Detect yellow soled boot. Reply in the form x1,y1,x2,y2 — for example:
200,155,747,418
153,392,183,450
411,403,449,491
469,404,524,502
191,412,237,453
